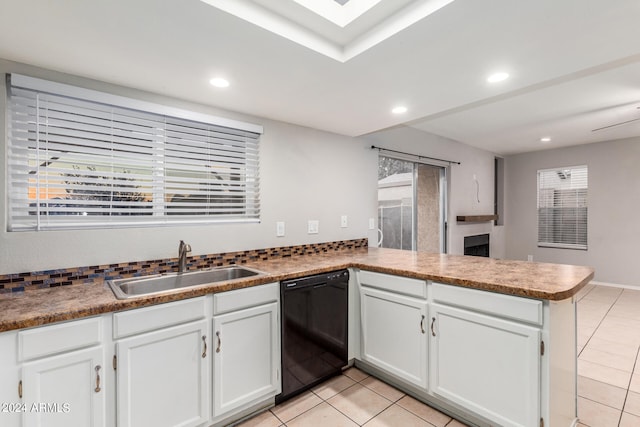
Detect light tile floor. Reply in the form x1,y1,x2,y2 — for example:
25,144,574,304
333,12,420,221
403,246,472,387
237,367,467,427
237,283,640,427
576,283,640,427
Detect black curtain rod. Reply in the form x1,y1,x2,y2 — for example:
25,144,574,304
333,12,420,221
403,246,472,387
370,145,461,165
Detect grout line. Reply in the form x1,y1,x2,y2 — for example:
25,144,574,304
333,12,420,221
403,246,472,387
578,288,625,357
617,332,640,427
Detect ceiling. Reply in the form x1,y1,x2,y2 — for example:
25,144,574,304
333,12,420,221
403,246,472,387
1,0,639,155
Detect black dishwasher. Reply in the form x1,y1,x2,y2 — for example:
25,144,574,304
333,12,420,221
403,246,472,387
276,269,349,403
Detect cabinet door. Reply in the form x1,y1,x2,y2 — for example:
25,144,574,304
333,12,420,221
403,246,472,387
0,331,20,427
430,303,540,427
213,302,280,418
22,346,104,427
116,320,209,427
360,286,428,388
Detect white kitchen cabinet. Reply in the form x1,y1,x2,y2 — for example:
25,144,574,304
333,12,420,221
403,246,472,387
21,346,105,427
112,296,209,427
0,331,21,427
430,303,541,427
14,316,105,427
359,285,428,389
212,302,280,418
116,319,209,427
429,283,542,427
211,282,280,422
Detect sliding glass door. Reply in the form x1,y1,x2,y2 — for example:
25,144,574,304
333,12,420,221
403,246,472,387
377,156,447,253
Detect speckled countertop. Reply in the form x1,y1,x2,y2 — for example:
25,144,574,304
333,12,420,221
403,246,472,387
0,247,594,333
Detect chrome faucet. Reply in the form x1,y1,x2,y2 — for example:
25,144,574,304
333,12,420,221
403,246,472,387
178,240,192,273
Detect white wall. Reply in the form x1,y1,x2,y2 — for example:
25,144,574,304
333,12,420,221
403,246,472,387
362,127,505,258
0,59,379,274
504,137,640,287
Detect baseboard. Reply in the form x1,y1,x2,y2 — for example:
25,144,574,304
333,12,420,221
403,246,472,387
590,280,640,290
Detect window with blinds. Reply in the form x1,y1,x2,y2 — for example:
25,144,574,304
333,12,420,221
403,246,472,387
7,74,261,231
537,165,588,250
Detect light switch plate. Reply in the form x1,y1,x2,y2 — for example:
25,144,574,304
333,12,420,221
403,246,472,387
368,218,375,230
341,215,348,228
276,221,285,237
308,220,319,234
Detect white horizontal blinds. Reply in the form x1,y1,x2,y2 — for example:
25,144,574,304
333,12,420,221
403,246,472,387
163,118,260,218
7,75,260,231
537,166,588,249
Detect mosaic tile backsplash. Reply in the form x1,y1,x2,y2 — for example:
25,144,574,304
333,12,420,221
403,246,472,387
0,238,368,294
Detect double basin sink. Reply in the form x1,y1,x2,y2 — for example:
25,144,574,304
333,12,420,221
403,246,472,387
108,266,265,299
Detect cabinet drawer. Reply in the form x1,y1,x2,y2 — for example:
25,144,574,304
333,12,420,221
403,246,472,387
18,316,102,361
358,270,427,299
113,297,206,339
213,282,279,315
431,282,543,326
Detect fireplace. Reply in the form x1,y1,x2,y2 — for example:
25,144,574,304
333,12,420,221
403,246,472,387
464,234,490,257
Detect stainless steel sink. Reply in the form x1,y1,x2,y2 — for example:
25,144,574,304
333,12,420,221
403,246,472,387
108,266,264,299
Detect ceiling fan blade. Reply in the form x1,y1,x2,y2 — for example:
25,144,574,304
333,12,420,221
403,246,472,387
592,116,640,132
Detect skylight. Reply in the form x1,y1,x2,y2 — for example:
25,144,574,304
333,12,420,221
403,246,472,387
292,0,383,28
200,0,456,62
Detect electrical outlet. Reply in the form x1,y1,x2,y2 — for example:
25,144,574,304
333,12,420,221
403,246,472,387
527,255,533,262
369,218,375,230
341,215,348,228
307,220,319,234
276,221,285,237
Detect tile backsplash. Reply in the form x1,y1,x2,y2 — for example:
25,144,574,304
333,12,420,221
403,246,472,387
0,238,368,293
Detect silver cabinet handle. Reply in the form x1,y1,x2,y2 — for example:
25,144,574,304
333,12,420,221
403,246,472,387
94,365,102,393
431,317,436,337
216,331,221,353
420,315,425,334
202,335,207,358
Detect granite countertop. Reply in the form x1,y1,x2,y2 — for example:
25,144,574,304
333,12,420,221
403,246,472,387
0,247,594,333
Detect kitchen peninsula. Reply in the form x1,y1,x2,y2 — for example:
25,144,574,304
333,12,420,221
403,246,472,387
0,244,594,427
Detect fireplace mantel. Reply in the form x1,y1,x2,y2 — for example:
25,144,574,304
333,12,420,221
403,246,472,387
456,214,498,223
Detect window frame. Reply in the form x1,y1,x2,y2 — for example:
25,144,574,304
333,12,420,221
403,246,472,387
6,74,262,232
537,165,588,250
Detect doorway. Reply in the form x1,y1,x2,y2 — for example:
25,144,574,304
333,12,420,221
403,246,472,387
377,156,447,253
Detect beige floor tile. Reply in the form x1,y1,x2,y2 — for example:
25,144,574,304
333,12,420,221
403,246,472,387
575,284,595,300
585,336,638,358
578,397,621,427
312,374,356,400
287,402,358,427
327,384,392,425
361,376,406,402
582,286,622,302
629,372,640,393
343,367,370,382
619,411,640,427
236,410,283,427
579,347,636,373
608,306,640,321
396,395,451,427
624,391,640,416
578,359,632,389
577,329,595,347
592,327,640,347
363,404,432,427
270,391,322,423
577,376,627,410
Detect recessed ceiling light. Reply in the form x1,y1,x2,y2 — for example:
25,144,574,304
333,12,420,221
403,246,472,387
540,137,552,143
209,77,230,88
392,106,408,114
487,72,509,83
